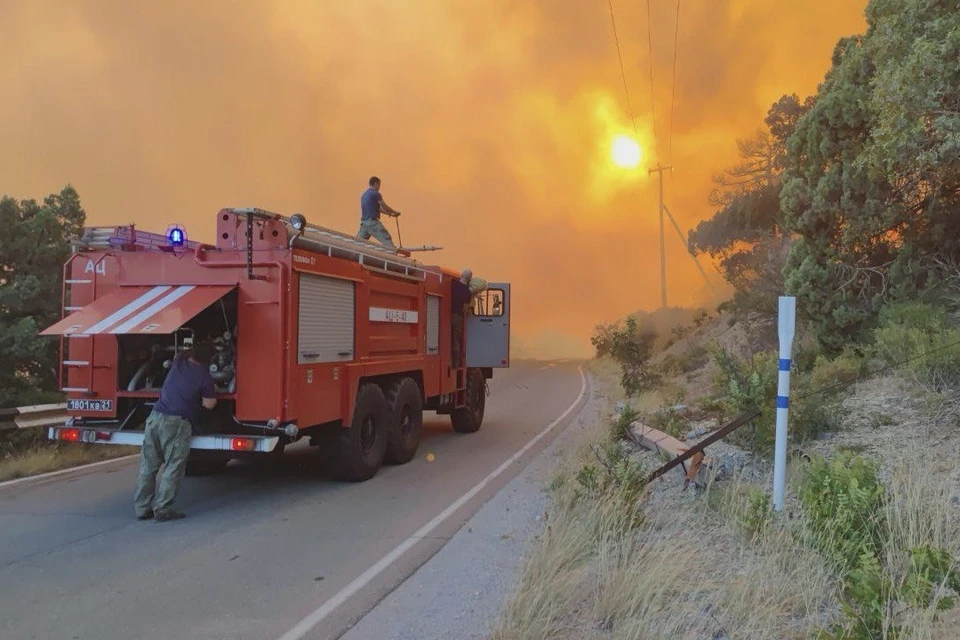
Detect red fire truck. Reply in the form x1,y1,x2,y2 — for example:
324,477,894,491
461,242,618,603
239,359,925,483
40,208,511,481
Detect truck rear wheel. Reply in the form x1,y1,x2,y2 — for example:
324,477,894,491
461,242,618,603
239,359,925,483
336,382,389,481
384,377,423,465
451,368,486,434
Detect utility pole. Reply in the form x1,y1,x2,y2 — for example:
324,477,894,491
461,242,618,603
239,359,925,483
647,163,719,310
649,163,672,309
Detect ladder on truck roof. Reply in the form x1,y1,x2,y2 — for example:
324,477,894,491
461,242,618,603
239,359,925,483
227,207,444,282
72,225,201,252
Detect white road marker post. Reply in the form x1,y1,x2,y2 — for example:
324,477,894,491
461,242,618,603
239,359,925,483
773,296,796,512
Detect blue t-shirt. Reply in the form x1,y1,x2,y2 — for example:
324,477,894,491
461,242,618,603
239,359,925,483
451,279,471,313
360,187,382,221
154,353,217,425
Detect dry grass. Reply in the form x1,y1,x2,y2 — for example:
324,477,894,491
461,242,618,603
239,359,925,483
494,359,840,640
499,312,960,640
493,472,840,640
0,439,136,482
877,452,960,638
496,364,960,639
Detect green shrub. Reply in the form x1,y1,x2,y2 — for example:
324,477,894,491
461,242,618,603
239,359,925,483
739,486,773,541
711,348,778,451
873,302,960,390
609,405,641,441
707,484,771,541
809,347,868,393
799,453,960,639
800,453,889,638
590,316,662,397
647,405,687,438
902,545,960,611
799,453,886,573
709,347,849,454
574,440,647,523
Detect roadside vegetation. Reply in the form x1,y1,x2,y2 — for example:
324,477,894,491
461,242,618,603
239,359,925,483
495,1,960,637
0,187,91,480
0,429,137,483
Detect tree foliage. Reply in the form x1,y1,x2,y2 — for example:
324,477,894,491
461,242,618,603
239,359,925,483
0,186,86,408
590,316,660,397
781,0,960,350
689,95,813,308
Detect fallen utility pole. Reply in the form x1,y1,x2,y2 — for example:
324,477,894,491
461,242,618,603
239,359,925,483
644,408,761,484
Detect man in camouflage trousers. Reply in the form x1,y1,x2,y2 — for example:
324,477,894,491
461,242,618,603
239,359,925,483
134,342,218,522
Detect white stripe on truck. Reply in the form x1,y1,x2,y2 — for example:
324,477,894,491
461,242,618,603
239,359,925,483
82,286,172,334
110,285,195,334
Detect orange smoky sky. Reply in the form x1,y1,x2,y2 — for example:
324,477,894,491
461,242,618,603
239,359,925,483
0,0,866,357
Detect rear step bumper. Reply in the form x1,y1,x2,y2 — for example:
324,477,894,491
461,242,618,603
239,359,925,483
48,426,279,453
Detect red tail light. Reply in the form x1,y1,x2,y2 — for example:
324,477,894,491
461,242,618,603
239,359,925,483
231,437,255,452
59,428,81,442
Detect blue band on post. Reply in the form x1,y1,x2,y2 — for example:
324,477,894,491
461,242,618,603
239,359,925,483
779,358,791,372
776,396,789,409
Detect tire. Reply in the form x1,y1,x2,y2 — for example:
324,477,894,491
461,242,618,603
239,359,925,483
451,368,486,434
185,453,229,476
335,382,389,481
384,377,424,465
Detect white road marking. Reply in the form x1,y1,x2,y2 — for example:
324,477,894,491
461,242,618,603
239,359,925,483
0,455,139,491
277,366,588,640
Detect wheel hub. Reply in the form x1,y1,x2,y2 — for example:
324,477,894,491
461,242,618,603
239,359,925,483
360,415,377,454
398,406,412,438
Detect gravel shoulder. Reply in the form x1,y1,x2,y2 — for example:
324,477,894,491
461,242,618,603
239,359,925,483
339,372,603,640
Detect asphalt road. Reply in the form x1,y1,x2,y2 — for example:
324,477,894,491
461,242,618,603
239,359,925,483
0,360,586,640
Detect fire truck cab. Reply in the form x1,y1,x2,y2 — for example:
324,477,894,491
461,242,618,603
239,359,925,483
40,208,511,481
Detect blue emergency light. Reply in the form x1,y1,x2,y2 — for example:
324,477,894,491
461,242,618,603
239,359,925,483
167,225,186,246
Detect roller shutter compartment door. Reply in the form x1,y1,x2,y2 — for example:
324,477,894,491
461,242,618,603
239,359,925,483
426,294,440,355
298,274,355,364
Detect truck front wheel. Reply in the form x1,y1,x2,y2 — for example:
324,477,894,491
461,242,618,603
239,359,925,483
384,377,423,465
451,368,486,434
336,382,389,481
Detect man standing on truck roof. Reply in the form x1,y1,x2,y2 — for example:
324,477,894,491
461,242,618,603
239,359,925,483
357,176,401,249
134,343,217,522
451,269,488,367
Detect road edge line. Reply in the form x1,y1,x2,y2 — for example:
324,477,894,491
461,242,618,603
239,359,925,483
0,454,139,491
277,365,589,640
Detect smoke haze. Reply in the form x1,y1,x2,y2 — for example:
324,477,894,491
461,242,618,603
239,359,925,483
0,0,867,357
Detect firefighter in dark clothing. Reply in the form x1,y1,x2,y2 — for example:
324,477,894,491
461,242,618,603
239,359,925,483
134,343,217,522
450,269,488,367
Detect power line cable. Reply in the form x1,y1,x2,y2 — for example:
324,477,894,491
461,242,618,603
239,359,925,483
607,0,640,140
668,0,681,164
645,0,661,163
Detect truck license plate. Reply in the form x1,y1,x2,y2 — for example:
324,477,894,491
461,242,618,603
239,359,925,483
67,399,114,412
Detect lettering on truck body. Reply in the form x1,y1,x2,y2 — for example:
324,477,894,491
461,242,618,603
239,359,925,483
369,307,419,324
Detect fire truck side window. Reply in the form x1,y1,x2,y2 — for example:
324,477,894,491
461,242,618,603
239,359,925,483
472,289,504,317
